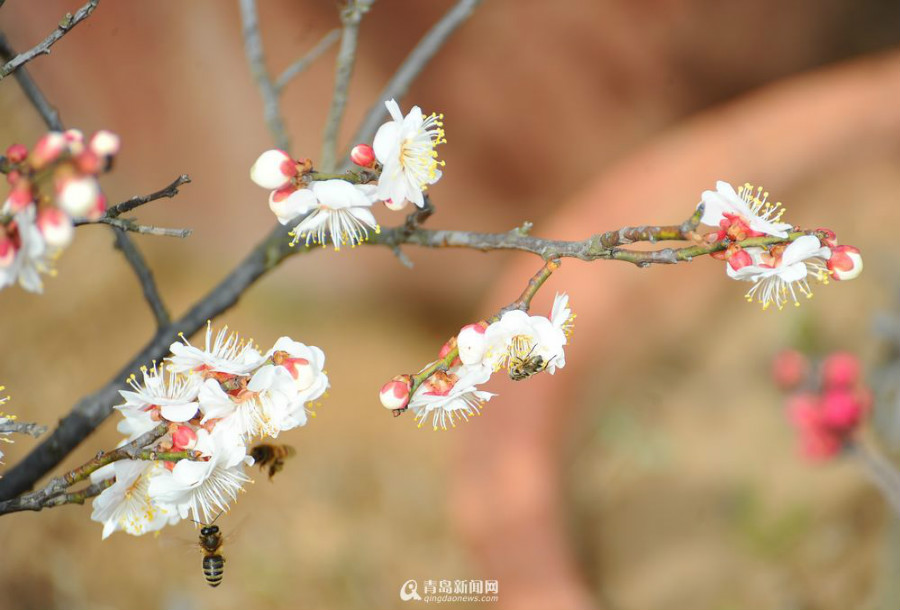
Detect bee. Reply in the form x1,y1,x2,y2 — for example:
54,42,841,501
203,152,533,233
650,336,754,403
250,443,296,480
507,344,552,381
196,515,225,588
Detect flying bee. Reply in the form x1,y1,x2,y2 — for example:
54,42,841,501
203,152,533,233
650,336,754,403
195,514,225,588
250,443,296,480
507,344,552,381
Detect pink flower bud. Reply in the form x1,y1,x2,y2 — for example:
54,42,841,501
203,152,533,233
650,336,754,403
4,179,34,213
250,149,297,190
423,370,457,397
171,425,198,451
64,129,84,150
380,375,412,410
822,351,860,390
826,245,862,281
787,393,821,430
0,233,16,268
31,132,66,169
74,150,102,175
57,175,100,217
280,356,315,391
816,228,837,247
772,349,809,391
820,389,863,432
89,130,120,157
5,143,28,164
36,207,74,249
458,323,488,365
350,143,376,167
799,427,842,461
383,197,408,212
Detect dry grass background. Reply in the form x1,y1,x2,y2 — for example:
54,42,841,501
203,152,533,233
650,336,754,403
0,1,899,609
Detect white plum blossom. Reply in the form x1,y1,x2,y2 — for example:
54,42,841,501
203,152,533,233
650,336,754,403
148,427,252,523
457,323,488,366
699,181,792,239
408,363,495,431
270,179,379,250
373,99,445,209
169,323,263,376
90,461,179,539
265,337,329,404
727,235,832,310
118,362,201,423
250,149,296,190
483,293,574,376
0,205,53,293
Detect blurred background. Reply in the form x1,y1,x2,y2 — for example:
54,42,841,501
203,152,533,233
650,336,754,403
1,1,899,609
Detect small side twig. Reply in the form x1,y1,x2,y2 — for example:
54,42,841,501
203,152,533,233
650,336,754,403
348,0,483,156
319,0,375,171
847,440,900,519
77,216,192,239
0,420,47,438
275,29,340,92
111,228,171,327
0,0,100,79
238,0,290,152
105,174,191,218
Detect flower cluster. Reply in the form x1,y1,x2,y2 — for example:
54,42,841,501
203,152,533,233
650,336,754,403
380,294,574,430
774,350,871,461
250,99,445,250
700,181,863,310
90,324,328,538
1,130,120,293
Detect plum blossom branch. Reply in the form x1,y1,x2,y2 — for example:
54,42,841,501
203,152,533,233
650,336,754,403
319,0,375,172
0,423,202,515
105,174,191,218
0,34,63,130
347,0,484,158
0,0,99,79
76,216,192,238
276,29,341,91
238,0,290,152
111,228,170,327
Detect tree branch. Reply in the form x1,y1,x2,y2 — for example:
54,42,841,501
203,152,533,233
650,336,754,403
0,419,48,438
319,0,374,172
105,174,191,218
75,216,192,238
0,0,100,79
347,0,484,156
275,28,340,92
111,228,171,327
238,0,290,152
0,33,63,129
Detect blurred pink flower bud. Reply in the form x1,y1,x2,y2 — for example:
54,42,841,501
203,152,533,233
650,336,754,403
89,130,120,157
382,197,408,212
5,143,28,164
250,149,296,190
827,245,862,281
799,427,842,461
36,207,74,249
57,175,100,217
380,375,412,410
820,389,863,432
31,132,66,169
350,143,376,167
75,150,102,175
4,179,34,213
787,392,821,429
772,349,809,391
0,232,16,267
64,129,84,153
822,351,860,390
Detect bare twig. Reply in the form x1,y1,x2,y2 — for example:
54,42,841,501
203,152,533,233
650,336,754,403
0,0,100,79
0,419,47,438
75,216,192,238
238,0,290,152
848,441,900,519
111,228,171,327
0,34,63,129
319,0,375,171
347,0,483,156
105,174,191,218
276,29,340,92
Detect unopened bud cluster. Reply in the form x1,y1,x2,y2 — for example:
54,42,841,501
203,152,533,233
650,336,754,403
250,99,445,250
90,323,328,538
380,294,575,430
774,350,871,461
1,129,120,293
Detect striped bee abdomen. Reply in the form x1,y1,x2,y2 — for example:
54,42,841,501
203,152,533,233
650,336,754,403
202,554,225,587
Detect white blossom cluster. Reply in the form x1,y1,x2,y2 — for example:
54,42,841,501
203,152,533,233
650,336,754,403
90,324,328,539
250,99,445,250
381,294,575,431
1,130,119,293
699,181,863,310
